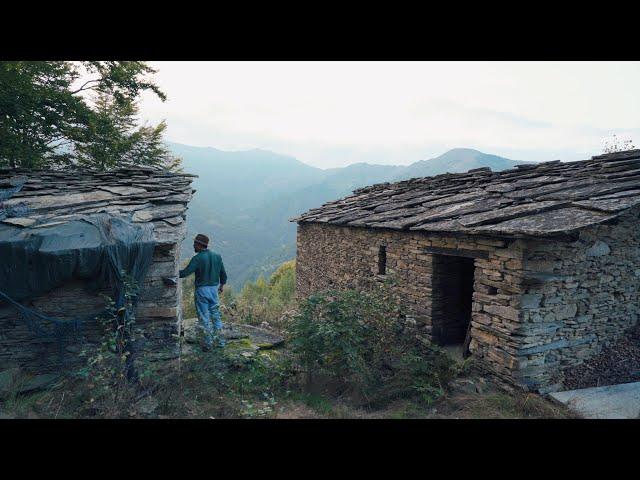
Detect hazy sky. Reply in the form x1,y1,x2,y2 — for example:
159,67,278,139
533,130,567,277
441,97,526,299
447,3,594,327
138,61,640,168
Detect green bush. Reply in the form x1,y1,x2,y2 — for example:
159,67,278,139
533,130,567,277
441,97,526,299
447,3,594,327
74,274,149,417
180,259,296,331
228,260,296,329
285,288,456,407
152,340,290,419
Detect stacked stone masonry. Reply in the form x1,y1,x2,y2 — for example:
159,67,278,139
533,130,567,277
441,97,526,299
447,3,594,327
295,150,640,392
0,166,196,371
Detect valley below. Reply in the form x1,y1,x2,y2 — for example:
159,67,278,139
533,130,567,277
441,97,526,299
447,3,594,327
173,142,531,290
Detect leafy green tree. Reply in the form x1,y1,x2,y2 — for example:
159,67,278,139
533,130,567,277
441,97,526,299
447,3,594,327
74,94,180,171
0,61,177,170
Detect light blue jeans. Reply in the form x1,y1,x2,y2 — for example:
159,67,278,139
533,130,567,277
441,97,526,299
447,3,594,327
194,284,225,347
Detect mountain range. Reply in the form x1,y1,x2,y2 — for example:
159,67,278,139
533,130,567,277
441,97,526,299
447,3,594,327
170,142,532,289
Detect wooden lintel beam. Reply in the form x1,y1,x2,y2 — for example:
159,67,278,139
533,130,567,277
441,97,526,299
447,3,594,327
420,246,490,259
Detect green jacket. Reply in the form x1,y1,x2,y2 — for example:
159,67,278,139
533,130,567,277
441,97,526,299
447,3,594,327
179,249,227,287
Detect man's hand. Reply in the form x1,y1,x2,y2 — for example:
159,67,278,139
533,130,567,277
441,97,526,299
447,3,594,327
163,276,178,287
218,284,224,294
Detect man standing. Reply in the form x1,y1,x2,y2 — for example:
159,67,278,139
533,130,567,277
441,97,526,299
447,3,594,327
179,233,227,349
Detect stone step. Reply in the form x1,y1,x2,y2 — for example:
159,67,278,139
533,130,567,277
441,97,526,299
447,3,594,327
181,318,284,349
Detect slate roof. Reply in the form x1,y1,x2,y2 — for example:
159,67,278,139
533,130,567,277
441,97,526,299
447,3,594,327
292,150,640,237
0,166,197,245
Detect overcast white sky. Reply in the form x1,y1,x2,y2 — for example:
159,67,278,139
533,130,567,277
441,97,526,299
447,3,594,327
138,61,640,168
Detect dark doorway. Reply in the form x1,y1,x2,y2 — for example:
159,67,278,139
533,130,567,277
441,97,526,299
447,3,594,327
431,255,475,346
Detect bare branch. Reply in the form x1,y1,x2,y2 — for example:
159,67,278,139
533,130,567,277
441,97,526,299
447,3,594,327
70,78,102,95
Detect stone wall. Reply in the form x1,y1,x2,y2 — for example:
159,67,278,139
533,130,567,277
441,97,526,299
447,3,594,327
515,207,640,392
296,212,640,392
0,230,187,373
0,280,107,372
0,166,195,373
296,222,528,384
138,243,182,320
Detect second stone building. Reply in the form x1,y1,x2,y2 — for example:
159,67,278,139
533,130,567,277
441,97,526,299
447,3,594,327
292,150,640,393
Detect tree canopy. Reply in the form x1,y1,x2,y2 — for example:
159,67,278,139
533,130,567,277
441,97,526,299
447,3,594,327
0,61,180,170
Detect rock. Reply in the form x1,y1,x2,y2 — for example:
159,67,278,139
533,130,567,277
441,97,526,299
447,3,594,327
229,324,284,349
183,320,199,344
136,396,159,416
549,382,640,419
131,210,154,222
220,324,250,341
32,220,68,229
181,320,284,350
449,378,481,395
225,338,260,355
521,294,543,309
163,216,184,226
1,217,36,227
17,373,59,394
0,367,21,398
136,306,177,318
96,186,148,196
475,377,488,395
555,303,578,320
586,240,610,257
132,205,186,223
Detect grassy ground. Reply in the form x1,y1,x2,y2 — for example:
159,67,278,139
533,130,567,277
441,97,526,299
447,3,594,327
0,344,574,419
1,268,574,419
0,378,574,420
272,381,574,419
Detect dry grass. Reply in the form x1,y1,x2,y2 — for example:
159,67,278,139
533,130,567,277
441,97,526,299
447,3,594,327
1,377,576,420
430,390,576,419
268,379,576,419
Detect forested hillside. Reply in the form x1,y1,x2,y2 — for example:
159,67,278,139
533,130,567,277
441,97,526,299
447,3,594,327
173,142,530,289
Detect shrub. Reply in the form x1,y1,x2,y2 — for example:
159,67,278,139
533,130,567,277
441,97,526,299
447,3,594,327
180,259,296,331
603,134,635,154
225,260,296,330
75,274,148,417
285,288,456,407
152,340,290,419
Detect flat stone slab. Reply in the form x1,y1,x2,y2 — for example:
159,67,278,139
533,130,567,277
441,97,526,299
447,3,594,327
182,318,284,349
1,217,37,227
549,382,640,419
228,324,284,349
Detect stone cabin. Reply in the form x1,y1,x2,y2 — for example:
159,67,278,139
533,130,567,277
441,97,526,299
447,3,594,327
293,150,640,393
0,166,196,371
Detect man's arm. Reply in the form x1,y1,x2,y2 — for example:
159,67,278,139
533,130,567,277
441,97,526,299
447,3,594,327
179,256,198,278
218,260,227,292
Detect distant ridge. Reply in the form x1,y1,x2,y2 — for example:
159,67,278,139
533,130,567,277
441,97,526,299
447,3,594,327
168,142,531,288
394,148,532,181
